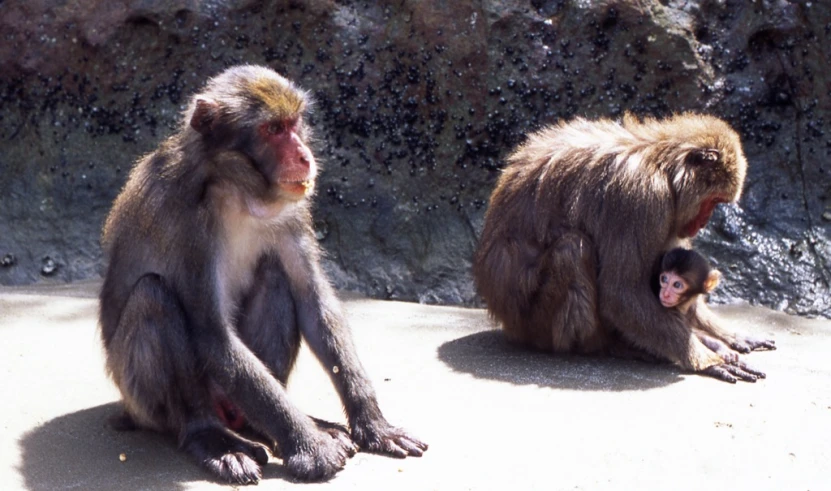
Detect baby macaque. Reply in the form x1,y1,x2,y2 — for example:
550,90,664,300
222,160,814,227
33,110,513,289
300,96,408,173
657,248,744,365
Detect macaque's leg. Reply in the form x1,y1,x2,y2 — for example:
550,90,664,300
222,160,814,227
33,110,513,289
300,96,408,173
236,258,355,455
535,231,606,354
109,274,269,484
237,258,301,384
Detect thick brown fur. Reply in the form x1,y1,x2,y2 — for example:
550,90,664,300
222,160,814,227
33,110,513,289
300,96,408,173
100,65,425,485
473,113,774,383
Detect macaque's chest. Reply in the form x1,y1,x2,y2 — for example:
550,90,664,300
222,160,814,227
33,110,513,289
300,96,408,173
215,217,276,320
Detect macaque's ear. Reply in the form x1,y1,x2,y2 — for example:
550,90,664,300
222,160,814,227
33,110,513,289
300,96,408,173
688,148,720,166
190,98,220,135
703,270,722,293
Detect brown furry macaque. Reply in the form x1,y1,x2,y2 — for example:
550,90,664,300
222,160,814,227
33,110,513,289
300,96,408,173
473,113,775,384
99,65,426,485
657,248,741,367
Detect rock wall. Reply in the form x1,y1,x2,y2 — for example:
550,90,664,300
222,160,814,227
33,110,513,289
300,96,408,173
0,0,828,317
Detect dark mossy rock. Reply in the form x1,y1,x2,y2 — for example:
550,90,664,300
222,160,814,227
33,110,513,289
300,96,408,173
0,0,828,317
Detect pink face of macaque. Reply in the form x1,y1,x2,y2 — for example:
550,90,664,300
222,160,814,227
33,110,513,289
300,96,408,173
659,271,689,309
258,117,317,199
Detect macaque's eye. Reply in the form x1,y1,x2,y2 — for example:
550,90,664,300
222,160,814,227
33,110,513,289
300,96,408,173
689,149,720,166
701,150,719,162
660,274,668,285
673,281,684,290
266,121,285,135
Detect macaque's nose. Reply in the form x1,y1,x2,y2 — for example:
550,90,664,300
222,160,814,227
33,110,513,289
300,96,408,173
291,132,312,167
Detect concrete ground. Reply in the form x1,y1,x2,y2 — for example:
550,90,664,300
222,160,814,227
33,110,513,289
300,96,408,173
0,281,829,491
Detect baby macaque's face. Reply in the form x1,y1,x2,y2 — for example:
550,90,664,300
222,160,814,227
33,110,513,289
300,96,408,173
659,271,689,309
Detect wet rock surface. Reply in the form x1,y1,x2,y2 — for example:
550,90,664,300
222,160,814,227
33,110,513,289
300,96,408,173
0,0,828,316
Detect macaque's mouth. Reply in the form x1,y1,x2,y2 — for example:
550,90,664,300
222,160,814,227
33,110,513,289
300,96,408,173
679,195,728,238
660,298,678,308
278,179,314,195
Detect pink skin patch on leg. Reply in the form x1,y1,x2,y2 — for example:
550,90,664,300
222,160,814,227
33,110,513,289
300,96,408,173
214,397,247,431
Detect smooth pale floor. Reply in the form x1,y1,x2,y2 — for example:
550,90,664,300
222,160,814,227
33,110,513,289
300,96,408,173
0,280,829,491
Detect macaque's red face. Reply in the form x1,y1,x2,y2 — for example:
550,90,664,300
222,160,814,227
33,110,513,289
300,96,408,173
258,117,316,199
659,271,689,308
680,195,725,238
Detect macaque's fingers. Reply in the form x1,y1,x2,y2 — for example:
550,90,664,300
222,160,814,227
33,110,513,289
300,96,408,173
702,365,738,384
719,363,759,383
384,441,409,459
749,338,776,351
719,350,739,364
731,336,776,353
394,435,427,457
380,430,428,457
353,423,427,458
730,358,766,379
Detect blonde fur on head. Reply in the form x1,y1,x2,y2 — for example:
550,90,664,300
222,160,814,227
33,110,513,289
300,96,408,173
184,65,311,133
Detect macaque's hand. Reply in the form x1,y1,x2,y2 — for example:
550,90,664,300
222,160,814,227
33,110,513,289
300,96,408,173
351,418,428,458
730,334,776,353
696,332,739,364
702,358,767,383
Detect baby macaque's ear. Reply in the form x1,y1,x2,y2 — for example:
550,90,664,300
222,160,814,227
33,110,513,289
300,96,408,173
703,270,722,293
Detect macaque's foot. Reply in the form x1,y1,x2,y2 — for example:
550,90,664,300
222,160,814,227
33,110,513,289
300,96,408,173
204,452,265,485
183,426,270,485
731,335,776,353
702,358,766,383
311,417,358,457
351,419,428,458
284,425,357,481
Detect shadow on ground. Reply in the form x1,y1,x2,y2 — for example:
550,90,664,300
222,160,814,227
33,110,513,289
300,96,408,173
437,330,683,391
18,403,299,490
20,403,193,491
